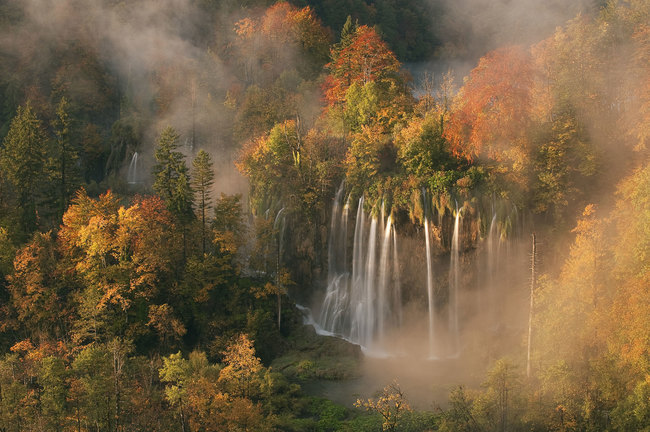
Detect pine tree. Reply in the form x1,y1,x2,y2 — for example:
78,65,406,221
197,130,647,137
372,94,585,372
192,149,215,255
153,126,194,222
0,102,48,234
152,126,194,257
51,97,80,216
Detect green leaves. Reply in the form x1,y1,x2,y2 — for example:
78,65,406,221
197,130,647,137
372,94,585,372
0,102,48,233
153,126,194,225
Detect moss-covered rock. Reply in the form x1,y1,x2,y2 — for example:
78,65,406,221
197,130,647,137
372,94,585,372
272,324,362,381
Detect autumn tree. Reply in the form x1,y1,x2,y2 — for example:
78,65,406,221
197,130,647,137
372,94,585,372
324,25,402,107
445,46,534,192
212,193,246,259
355,380,411,432
218,334,262,399
6,232,64,339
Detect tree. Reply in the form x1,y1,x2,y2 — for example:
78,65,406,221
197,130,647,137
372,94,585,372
71,344,115,432
445,46,534,190
324,25,402,107
192,149,215,256
6,232,63,339
50,96,80,216
212,193,246,259
355,380,411,432
153,126,194,223
159,351,191,432
218,334,262,399
39,355,68,431
153,126,194,257
0,102,48,234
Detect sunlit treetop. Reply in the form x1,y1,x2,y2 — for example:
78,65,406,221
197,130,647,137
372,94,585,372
445,45,534,163
324,25,402,107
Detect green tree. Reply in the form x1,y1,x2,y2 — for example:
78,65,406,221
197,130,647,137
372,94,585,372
50,96,80,216
153,126,194,257
0,102,48,234
71,344,115,432
39,356,68,432
192,149,215,256
153,126,194,222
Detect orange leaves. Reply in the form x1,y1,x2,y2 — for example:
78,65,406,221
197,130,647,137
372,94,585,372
324,25,401,107
59,191,178,322
445,46,534,163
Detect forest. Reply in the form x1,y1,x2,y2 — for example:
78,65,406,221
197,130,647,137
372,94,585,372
0,0,648,430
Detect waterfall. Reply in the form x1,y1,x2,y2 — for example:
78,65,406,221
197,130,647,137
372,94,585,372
486,212,498,327
424,217,435,358
312,190,531,360
392,228,402,327
320,187,349,334
274,208,287,264
377,215,392,342
349,196,366,342
127,152,138,184
363,217,378,347
319,192,402,352
449,207,461,356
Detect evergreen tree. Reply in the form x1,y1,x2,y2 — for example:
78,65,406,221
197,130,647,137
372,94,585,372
0,102,48,234
153,126,194,224
192,149,215,256
51,97,80,216
153,126,194,258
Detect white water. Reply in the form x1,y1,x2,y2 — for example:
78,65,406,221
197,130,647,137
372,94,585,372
424,217,436,358
320,193,402,353
449,208,461,356
317,190,529,360
127,151,138,184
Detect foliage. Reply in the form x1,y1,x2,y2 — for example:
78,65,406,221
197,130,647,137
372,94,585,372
153,126,194,226
0,102,48,234
192,149,215,255
355,380,411,432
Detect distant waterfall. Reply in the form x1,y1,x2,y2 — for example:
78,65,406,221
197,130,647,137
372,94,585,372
319,191,402,351
127,152,139,184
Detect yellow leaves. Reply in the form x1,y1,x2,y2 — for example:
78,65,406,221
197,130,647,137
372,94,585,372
234,18,255,38
355,380,411,431
147,304,186,344
218,334,262,399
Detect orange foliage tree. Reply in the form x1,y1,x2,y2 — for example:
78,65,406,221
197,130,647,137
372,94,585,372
323,25,402,107
445,46,534,169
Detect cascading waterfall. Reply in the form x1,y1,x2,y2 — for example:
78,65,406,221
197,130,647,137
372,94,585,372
127,152,139,184
424,217,435,358
319,191,402,352
486,212,498,327
314,189,528,359
274,208,287,264
449,207,461,356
